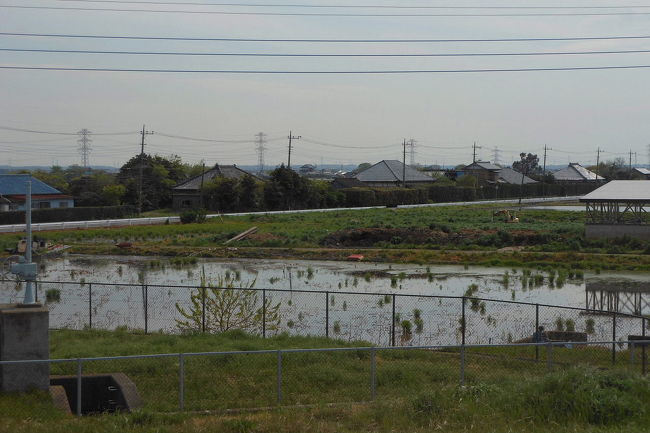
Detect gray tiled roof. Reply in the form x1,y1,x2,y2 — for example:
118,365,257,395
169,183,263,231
356,160,434,183
496,167,538,185
634,168,650,175
580,180,650,202
465,161,502,171
174,165,255,191
553,163,603,182
0,174,62,195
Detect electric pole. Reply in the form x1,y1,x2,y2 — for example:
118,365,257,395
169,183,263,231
287,130,300,169
402,138,407,188
595,147,601,180
542,145,552,176
77,129,92,168
137,125,154,216
407,138,417,166
472,141,482,163
629,149,634,174
255,132,267,173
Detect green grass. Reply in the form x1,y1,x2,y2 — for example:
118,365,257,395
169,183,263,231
3,204,650,270
2,329,650,432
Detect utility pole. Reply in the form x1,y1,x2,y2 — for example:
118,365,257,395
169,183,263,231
407,138,417,166
402,138,407,188
629,149,634,174
255,132,267,173
138,125,154,216
77,128,92,168
472,141,482,163
542,145,552,176
595,147,601,180
287,130,300,169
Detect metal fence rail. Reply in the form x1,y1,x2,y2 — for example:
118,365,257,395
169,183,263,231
1,278,647,356
2,339,648,416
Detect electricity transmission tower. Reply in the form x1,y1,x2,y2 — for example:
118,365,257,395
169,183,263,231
255,132,267,173
492,147,501,165
77,129,92,168
407,138,417,165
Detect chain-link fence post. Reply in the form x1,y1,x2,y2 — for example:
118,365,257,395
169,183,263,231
144,284,149,335
461,297,466,345
88,283,92,330
276,350,283,404
535,304,539,361
201,286,206,334
641,317,648,375
76,358,83,416
370,347,376,400
391,294,396,346
612,312,617,365
262,289,266,338
179,353,185,410
546,343,553,371
460,344,466,386
325,292,329,338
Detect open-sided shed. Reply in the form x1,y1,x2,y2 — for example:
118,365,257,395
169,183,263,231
580,180,650,239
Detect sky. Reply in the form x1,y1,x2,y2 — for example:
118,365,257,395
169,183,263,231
1,1,650,169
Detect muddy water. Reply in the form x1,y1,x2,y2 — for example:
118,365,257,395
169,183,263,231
1,255,648,345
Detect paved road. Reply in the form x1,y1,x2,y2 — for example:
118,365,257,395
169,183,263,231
0,196,582,233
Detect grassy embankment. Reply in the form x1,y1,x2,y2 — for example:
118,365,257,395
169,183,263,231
1,205,649,270
1,329,650,433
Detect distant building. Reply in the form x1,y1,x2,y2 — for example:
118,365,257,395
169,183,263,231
172,164,258,210
0,174,74,211
553,163,603,183
633,168,650,180
461,161,502,184
495,167,538,185
355,160,435,187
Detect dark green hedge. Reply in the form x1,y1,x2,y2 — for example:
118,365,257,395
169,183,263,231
0,205,136,225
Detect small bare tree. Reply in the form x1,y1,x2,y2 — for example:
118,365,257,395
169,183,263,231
175,273,280,335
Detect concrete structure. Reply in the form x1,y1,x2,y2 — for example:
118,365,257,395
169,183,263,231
355,160,435,187
580,180,650,240
172,164,258,210
0,175,73,211
0,304,49,392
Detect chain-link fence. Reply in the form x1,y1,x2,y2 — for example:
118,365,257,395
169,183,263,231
2,340,648,417
1,279,647,354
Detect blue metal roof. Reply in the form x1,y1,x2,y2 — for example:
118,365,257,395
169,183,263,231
0,174,62,195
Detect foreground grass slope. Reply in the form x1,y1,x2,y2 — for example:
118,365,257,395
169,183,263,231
2,329,650,433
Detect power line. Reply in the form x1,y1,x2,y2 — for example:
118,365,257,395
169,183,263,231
301,137,395,150
52,1,650,10
5,65,650,73
0,125,138,135
7,47,650,57
5,32,650,44
8,5,650,16
156,132,256,143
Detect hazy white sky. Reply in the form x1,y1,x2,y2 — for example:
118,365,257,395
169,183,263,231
1,1,650,168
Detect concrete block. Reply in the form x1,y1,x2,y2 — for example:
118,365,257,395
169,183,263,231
0,304,49,392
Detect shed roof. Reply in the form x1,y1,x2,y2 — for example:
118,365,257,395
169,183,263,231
580,180,650,202
554,163,603,182
356,160,434,183
634,167,650,176
174,164,256,191
0,174,62,195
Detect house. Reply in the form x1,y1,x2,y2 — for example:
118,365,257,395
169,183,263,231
355,160,435,187
0,174,74,211
495,167,538,185
331,177,367,190
553,163,604,183
460,161,502,184
172,164,258,210
633,168,650,180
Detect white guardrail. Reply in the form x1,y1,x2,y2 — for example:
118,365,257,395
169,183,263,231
0,196,582,233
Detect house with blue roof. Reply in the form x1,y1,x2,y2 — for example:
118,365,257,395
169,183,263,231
0,174,74,211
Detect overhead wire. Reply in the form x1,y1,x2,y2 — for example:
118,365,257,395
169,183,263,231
7,5,650,16
4,32,650,43
0,125,139,135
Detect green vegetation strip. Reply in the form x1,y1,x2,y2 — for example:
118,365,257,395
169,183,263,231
2,329,650,432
